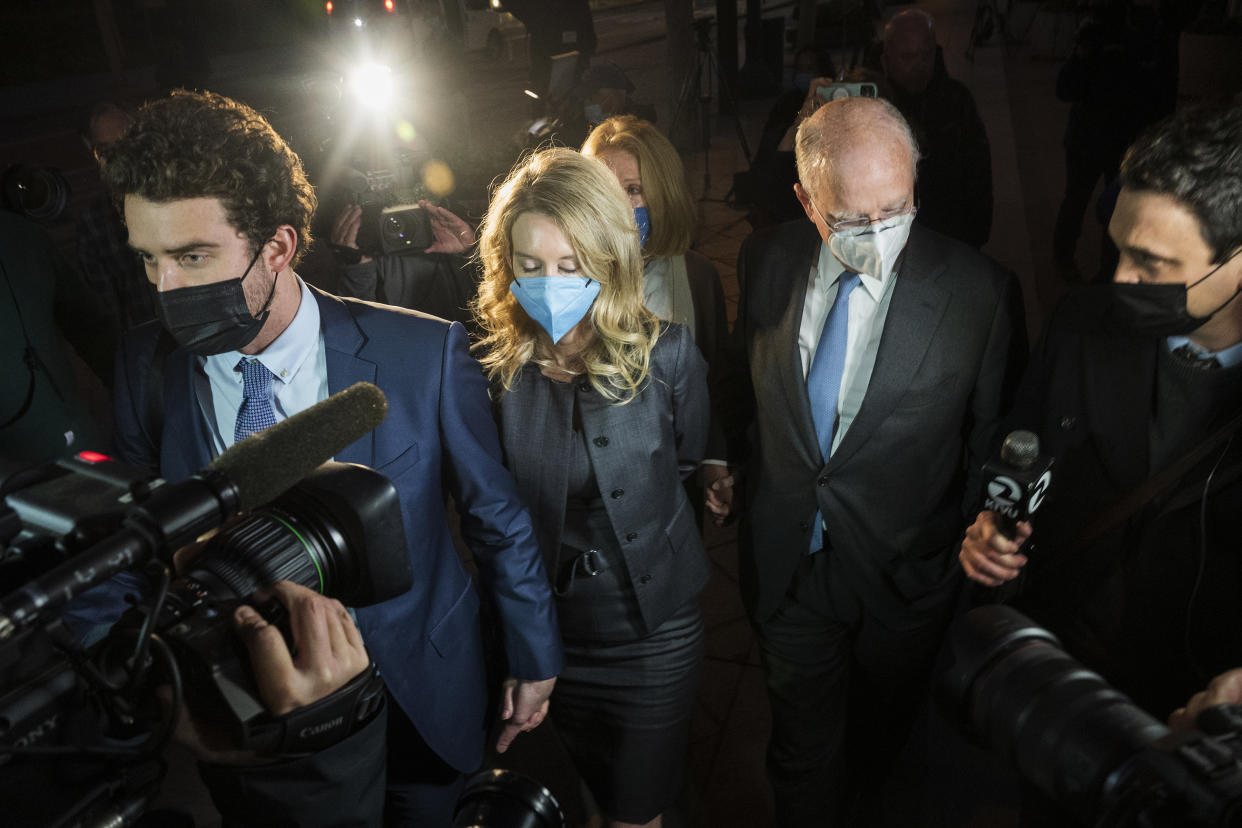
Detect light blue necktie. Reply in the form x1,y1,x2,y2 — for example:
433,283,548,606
234,358,277,443
805,270,860,553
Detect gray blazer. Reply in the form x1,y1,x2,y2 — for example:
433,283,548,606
495,322,711,634
723,221,1027,626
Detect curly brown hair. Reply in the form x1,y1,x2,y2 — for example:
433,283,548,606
98,89,316,264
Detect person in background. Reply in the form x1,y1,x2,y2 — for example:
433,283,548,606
473,147,710,828
76,101,157,331
881,9,993,248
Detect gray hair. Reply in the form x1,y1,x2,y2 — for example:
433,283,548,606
795,96,921,203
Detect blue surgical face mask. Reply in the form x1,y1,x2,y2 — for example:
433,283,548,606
510,276,602,343
633,206,651,248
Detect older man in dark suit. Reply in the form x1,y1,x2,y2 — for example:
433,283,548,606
706,96,1026,825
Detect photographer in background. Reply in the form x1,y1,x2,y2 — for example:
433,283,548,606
329,199,480,331
959,105,1242,824
75,89,562,826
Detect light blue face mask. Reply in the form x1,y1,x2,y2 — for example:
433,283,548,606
510,276,601,343
633,206,651,248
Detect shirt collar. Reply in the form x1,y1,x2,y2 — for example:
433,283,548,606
1166,335,1242,369
816,241,889,301
207,275,320,384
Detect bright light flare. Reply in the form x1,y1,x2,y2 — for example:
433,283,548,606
491,0,502,8
350,63,395,110
385,0,394,10
354,17,363,27
523,89,539,99
325,1,333,13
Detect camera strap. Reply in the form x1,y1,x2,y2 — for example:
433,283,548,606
245,661,387,756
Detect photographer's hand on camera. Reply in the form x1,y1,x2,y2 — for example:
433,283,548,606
330,204,372,264
420,200,477,254
495,676,556,754
168,581,370,764
1169,668,1242,731
959,510,1032,588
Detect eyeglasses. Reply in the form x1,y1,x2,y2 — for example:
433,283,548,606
816,203,918,236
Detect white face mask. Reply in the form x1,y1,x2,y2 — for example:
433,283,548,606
825,212,915,282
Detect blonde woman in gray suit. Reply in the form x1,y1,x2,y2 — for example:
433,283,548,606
473,147,710,828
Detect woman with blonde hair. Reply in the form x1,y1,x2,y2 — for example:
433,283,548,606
473,147,709,828
581,115,727,374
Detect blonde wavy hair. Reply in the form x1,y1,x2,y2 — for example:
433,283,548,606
581,115,697,260
472,147,660,404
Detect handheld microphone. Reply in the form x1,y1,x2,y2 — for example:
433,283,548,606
971,430,1053,605
0,383,389,638
982,430,1054,541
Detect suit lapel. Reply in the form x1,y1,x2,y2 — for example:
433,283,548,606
163,348,213,477
828,234,949,470
758,224,823,468
313,288,378,467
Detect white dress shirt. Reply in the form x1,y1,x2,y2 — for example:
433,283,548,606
797,242,898,456
196,276,329,455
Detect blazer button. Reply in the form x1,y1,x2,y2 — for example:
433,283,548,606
611,488,624,499
594,436,609,447
577,380,590,392
639,574,652,584
817,476,828,487
626,531,639,542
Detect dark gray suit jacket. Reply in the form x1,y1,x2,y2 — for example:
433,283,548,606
723,221,1026,626
494,322,712,634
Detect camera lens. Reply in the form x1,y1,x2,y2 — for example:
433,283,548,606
454,769,565,828
940,606,1168,823
178,463,410,610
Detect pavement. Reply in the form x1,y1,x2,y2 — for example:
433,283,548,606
4,0,1104,824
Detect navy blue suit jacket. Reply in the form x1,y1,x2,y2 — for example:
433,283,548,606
107,286,563,772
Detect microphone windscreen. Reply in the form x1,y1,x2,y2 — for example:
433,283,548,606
210,382,388,511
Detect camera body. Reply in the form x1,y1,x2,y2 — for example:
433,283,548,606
0,452,410,821
356,203,435,256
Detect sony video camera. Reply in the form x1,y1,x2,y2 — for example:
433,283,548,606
0,427,410,824
940,605,1242,827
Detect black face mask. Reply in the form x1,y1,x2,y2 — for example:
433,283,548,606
156,244,277,355
1109,250,1242,338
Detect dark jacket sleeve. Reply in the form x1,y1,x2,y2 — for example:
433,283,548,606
198,706,388,828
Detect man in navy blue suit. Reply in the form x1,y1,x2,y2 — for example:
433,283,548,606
91,89,563,825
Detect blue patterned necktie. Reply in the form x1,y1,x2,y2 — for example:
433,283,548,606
805,270,860,554
235,358,277,443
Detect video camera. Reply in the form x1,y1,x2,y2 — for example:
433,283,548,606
940,605,1242,827
0,382,411,826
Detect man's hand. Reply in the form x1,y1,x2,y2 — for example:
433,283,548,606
330,204,372,264
495,676,556,754
1169,668,1242,730
236,581,371,716
421,200,477,254
958,510,1032,587
701,464,735,527
168,581,370,763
